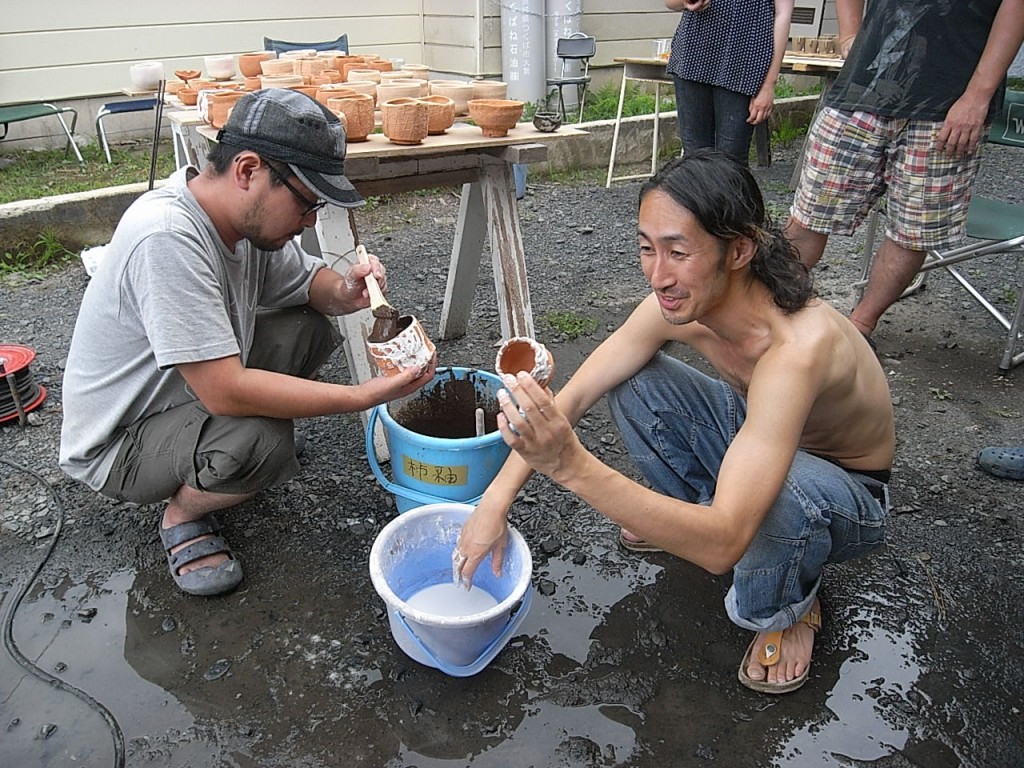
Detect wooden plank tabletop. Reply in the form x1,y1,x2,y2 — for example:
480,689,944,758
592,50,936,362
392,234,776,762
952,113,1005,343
614,53,845,74
194,120,588,158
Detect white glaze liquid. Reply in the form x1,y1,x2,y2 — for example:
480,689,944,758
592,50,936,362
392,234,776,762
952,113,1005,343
405,582,499,617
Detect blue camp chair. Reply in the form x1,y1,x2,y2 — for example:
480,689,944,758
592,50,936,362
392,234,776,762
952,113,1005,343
263,34,349,55
0,102,84,164
96,98,159,163
856,89,1024,373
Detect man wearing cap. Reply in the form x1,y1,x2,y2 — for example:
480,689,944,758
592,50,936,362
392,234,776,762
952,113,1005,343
59,89,435,597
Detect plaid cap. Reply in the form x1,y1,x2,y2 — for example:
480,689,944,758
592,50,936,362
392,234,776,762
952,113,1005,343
217,88,363,209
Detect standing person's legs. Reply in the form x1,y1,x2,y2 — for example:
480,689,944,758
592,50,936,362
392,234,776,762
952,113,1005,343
849,119,988,335
787,108,889,269
674,78,716,153
711,86,756,166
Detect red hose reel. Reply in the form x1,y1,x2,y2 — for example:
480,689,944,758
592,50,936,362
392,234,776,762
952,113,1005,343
0,344,47,425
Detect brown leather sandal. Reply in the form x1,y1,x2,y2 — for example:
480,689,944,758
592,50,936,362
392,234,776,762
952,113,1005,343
737,604,822,694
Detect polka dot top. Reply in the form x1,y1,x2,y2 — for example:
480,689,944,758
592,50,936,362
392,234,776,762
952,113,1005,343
667,0,776,97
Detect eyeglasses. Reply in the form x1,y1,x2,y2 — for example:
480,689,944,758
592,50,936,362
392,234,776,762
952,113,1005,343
264,161,327,217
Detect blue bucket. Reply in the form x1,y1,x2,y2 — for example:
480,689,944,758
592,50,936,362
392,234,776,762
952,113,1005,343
369,502,533,676
366,367,511,513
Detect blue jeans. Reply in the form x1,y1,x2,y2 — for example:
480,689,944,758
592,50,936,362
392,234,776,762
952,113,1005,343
607,354,887,632
673,78,755,166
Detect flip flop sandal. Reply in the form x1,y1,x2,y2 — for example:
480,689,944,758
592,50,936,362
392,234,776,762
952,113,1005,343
159,515,243,597
737,605,822,694
977,446,1024,480
618,529,664,553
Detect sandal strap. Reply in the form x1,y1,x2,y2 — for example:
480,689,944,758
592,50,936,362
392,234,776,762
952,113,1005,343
159,515,221,551
802,607,822,632
757,630,784,667
167,535,233,572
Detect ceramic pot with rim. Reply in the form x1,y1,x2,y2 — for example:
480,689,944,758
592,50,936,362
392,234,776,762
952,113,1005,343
346,67,381,84
381,97,428,145
130,61,165,91
401,64,431,79
471,79,508,101
495,336,555,389
259,74,304,88
429,80,474,115
205,54,236,81
205,90,246,129
316,85,357,105
341,80,378,105
327,93,375,141
177,88,199,106
295,57,330,78
261,58,295,76
238,51,275,78
377,79,422,103
467,98,525,138
417,95,456,135
532,111,562,133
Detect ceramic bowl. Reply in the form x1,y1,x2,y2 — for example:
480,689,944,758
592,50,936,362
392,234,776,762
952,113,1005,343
261,58,296,76
205,55,236,81
532,111,562,133
174,69,201,83
130,61,165,91
418,95,456,135
429,80,475,115
467,98,525,138
471,79,508,101
238,51,275,78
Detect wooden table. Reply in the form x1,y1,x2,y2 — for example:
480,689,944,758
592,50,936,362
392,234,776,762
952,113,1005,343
172,115,586,451
605,53,845,188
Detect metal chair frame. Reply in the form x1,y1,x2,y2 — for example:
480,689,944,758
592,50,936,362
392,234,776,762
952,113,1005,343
0,102,84,164
546,32,596,123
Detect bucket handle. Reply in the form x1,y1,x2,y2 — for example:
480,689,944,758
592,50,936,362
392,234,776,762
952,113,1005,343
394,588,533,677
366,406,486,509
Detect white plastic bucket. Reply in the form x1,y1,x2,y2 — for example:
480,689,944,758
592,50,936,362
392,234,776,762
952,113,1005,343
369,502,533,676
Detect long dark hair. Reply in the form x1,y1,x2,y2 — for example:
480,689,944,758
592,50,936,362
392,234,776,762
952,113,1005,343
639,149,814,312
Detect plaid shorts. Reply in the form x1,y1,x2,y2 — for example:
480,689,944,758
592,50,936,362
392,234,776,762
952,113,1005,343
790,107,989,251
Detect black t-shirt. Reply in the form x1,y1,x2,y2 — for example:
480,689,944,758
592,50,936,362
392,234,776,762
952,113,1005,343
825,0,1005,121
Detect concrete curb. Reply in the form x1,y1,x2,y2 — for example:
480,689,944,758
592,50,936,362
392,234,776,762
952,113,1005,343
0,96,817,254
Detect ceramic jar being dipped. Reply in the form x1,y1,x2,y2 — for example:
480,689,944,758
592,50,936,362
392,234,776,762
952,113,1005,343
495,337,554,388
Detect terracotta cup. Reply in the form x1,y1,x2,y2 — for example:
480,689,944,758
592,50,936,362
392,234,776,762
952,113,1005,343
429,80,474,115
366,315,436,377
381,97,429,145
467,98,525,138
326,93,375,141
346,67,381,84
238,51,276,78
418,95,456,135
261,58,295,76
471,79,508,100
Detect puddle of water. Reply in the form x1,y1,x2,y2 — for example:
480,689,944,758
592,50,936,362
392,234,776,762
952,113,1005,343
524,550,663,663
392,700,641,766
3,569,220,766
773,607,918,766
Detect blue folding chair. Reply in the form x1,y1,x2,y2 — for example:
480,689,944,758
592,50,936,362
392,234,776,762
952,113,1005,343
96,98,159,163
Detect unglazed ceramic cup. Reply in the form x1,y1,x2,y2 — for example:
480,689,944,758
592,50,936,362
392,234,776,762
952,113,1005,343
495,336,554,388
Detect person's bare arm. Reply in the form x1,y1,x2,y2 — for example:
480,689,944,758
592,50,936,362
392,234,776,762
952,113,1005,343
835,0,865,57
489,330,828,575
457,294,674,583
937,0,1024,156
177,353,435,419
665,0,710,11
749,0,795,125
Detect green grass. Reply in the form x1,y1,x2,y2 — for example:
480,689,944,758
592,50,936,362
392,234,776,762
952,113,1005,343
1,229,77,282
541,310,599,339
0,139,177,204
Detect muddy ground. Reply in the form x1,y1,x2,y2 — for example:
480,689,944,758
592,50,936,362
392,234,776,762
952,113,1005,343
1,145,1022,767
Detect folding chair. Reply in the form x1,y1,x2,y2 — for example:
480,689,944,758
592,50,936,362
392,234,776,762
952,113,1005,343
546,32,596,123
96,98,159,163
264,34,349,55
0,102,84,164
855,89,1024,374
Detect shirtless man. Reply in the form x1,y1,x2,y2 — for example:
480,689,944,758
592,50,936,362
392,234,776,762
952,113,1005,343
457,149,895,693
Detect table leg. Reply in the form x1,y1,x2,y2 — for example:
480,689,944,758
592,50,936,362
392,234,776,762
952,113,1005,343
605,70,630,188
438,181,488,340
651,82,662,177
481,162,534,340
313,206,388,458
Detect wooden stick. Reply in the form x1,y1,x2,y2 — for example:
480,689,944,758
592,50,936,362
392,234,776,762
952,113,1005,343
355,244,391,312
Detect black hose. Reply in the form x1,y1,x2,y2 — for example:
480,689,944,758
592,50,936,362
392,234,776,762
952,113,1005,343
0,457,125,768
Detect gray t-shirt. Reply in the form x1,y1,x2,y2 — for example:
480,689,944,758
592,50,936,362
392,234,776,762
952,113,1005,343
59,167,323,490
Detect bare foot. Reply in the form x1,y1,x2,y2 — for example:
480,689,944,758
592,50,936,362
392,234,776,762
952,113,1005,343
745,598,821,686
